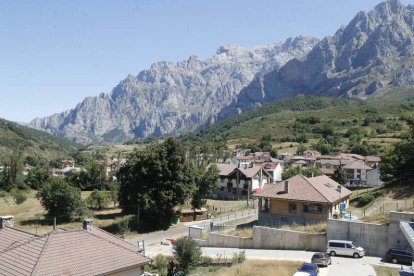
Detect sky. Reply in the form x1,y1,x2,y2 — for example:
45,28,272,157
0,0,413,123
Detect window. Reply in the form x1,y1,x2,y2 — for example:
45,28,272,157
289,203,297,213
243,184,248,189
346,243,353,249
232,188,237,195
304,204,322,214
220,187,224,191
227,182,232,192
329,242,345,248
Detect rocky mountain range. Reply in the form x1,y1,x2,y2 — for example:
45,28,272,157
218,0,414,119
29,36,318,144
30,0,414,144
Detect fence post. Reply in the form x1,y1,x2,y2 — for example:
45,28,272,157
364,209,365,218
397,203,399,212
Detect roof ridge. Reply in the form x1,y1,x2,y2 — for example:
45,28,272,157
301,175,330,203
85,228,145,256
31,233,53,276
0,226,37,236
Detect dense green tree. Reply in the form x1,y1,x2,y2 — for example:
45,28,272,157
332,166,347,185
190,163,219,210
118,138,195,228
107,180,120,207
25,166,51,189
1,150,24,191
380,118,414,183
37,177,87,221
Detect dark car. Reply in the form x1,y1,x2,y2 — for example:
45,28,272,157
385,248,413,264
298,262,319,276
311,252,332,266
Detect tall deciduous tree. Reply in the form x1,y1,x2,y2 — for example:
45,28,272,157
1,150,24,191
190,163,219,210
118,138,194,228
380,118,414,184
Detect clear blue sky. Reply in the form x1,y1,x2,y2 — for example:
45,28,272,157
0,0,412,122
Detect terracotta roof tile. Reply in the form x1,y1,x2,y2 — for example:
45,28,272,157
0,227,37,253
343,160,372,170
0,228,151,276
254,175,351,203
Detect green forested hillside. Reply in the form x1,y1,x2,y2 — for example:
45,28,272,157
182,89,414,154
0,118,80,163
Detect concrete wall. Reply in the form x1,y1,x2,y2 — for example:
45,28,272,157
195,232,253,249
388,212,414,250
253,226,326,251
196,226,325,252
327,219,388,256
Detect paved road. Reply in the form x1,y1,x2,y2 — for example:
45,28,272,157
145,246,400,276
127,209,258,247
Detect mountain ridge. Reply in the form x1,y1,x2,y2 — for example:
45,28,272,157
29,36,319,144
218,0,414,119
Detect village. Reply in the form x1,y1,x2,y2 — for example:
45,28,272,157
0,144,412,276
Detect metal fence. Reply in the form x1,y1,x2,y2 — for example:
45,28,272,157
350,199,414,219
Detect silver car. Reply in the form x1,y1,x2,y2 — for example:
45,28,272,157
311,252,332,266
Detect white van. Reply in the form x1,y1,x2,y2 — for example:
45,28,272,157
327,240,365,258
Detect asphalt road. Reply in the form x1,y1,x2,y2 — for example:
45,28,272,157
127,209,258,247
145,246,401,276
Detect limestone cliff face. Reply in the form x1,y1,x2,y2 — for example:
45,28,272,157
29,36,318,144
219,0,414,119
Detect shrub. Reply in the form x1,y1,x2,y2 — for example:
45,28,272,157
232,251,246,264
86,190,110,210
153,254,168,276
10,188,27,205
356,194,375,207
173,238,202,273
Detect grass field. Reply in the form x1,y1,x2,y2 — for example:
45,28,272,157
191,260,302,276
0,190,122,234
373,265,399,276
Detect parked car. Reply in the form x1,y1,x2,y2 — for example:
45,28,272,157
327,240,365,258
297,262,319,276
311,252,332,266
384,248,413,264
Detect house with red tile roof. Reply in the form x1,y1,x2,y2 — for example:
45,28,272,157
254,175,352,224
0,217,151,276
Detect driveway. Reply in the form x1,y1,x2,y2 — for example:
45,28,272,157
145,246,400,276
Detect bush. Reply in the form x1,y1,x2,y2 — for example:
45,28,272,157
356,194,375,207
153,254,168,276
10,188,27,205
86,190,110,210
173,238,202,273
232,251,246,264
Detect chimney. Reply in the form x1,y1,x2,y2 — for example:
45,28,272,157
83,219,93,231
284,180,289,193
0,215,14,229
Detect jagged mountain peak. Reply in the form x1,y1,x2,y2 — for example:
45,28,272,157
218,0,414,120
29,36,318,144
